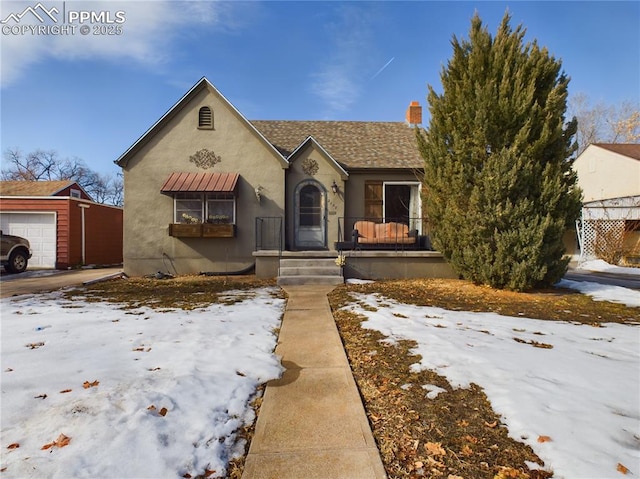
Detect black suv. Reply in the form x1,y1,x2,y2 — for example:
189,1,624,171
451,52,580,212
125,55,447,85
1,231,32,273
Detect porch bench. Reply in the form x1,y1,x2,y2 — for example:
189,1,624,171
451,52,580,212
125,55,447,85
353,220,417,247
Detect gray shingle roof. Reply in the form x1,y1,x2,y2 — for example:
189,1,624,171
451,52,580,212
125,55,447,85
250,120,424,170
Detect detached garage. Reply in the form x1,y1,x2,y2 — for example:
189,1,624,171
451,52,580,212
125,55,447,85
0,181,123,270
0,212,57,268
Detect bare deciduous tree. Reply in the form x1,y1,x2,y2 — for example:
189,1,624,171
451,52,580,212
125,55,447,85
1,148,123,206
569,94,640,155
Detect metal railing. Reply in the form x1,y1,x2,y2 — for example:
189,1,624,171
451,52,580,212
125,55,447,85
255,216,284,252
337,217,432,251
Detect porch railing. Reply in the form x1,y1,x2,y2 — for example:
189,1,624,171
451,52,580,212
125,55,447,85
337,217,433,251
255,216,284,252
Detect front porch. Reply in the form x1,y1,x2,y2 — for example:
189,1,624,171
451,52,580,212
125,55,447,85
253,249,456,281
254,216,455,281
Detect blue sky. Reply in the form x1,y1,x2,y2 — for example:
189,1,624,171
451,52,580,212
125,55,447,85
1,1,639,177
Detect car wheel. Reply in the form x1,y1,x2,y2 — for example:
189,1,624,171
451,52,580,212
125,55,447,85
6,250,28,273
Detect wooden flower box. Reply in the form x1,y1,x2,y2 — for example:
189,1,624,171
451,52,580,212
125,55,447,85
202,223,236,238
169,223,202,238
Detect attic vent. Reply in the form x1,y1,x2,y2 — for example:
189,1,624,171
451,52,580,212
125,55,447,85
198,106,213,129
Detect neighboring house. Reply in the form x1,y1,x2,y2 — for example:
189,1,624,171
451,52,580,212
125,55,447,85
573,143,640,202
116,78,453,280
0,180,123,269
573,143,640,264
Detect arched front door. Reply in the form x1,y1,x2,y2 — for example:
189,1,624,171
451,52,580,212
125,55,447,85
294,181,326,249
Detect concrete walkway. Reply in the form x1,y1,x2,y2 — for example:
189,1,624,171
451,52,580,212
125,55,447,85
242,285,386,479
0,267,124,299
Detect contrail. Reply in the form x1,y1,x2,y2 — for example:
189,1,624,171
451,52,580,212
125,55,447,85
371,57,395,80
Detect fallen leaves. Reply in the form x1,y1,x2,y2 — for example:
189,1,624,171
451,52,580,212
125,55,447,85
41,434,71,450
425,441,446,456
147,405,168,417
537,435,552,443
494,466,529,479
617,463,630,475
25,342,45,349
7,443,20,450
513,338,554,349
329,284,556,479
132,346,152,352
83,380,99,389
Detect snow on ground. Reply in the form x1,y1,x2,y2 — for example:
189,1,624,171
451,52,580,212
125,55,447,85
342,283,640,479
578,260,640,276
558,279,640,308
0,288,285,479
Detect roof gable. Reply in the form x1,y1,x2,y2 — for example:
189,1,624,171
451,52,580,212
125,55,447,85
250,120,424,170
288,136,349,180
115,77,288,169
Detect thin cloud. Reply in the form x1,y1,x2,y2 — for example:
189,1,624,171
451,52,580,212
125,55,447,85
310,5,378,117
0,1,236,88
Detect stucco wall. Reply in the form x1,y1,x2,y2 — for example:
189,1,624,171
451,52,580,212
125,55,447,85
121,86,286,277
574,145,640,202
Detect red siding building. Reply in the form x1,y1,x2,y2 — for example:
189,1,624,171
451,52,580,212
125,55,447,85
0,181,123,269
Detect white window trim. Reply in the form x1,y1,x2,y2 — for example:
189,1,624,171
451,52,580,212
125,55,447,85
173,193,236,224
382,181,422,233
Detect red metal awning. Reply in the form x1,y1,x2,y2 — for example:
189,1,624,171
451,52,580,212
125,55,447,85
160,172,239,193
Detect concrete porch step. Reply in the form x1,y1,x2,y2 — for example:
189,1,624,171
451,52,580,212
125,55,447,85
280,258,338,268
277,257,343,286
277,275,344,286
279,266,341,276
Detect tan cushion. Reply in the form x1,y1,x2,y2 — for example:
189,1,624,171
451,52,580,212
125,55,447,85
354,221,377,239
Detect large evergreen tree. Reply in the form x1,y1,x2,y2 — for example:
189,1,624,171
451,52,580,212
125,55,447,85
417,12,582,291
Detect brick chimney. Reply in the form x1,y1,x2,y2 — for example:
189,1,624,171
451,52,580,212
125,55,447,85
406,101,422,126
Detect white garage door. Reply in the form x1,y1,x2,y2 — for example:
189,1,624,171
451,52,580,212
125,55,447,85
0,212,57,269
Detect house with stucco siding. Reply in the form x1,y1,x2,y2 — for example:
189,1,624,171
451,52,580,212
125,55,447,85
116,77,454,282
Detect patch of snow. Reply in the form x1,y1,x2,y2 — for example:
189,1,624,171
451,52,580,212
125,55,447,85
421,384,447,399
346,278,375,284
579,259,640,276
558,279,640,308
343,292,640,478
1,287,285,478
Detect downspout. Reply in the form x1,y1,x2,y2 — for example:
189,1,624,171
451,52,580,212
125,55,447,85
79,203,90,265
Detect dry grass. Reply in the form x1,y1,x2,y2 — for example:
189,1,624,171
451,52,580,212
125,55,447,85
328,279,639,479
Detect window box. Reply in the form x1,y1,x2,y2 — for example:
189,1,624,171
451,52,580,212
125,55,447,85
202,223,236,238
169,223,202,238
